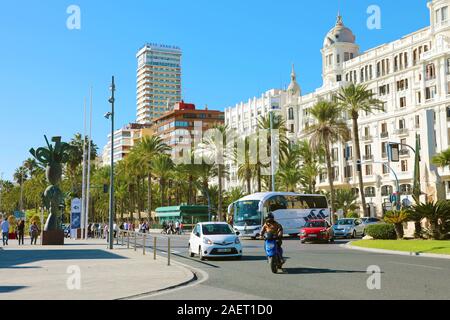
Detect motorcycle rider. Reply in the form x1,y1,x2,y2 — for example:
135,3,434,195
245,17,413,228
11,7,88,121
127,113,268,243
260,213,285,265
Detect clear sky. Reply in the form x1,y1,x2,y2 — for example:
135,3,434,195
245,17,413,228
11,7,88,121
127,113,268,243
0,0,430,181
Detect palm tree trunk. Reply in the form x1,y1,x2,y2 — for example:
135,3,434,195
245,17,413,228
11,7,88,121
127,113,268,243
147,173,152,214
188,175,193,205
246,174,251,194
257,166,262,192
218,165,223,221
325,142,336,224
352,116,367,217
160,178,165,207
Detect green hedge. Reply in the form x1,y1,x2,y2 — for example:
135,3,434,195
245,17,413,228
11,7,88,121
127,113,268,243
365,224,397,240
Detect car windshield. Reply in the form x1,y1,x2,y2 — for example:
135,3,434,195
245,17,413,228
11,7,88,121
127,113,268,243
234,200,261,226
202,224,234,235
305,221,326,228
337,219,354,226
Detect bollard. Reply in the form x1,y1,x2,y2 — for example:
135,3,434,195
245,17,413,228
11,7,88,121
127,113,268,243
153,237,157,260
168,237,171,266
122,232,124,246
143,234,146,255
127,232,130,249
134,232,137,251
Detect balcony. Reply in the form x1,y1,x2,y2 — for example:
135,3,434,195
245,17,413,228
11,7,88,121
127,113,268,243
400,149,410,157
363,155,374,161
361,135,373,142
365,193,376,198
380,132,389,139
395,128,409,136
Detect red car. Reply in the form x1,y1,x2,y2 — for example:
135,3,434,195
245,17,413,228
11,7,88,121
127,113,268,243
299,219,334,244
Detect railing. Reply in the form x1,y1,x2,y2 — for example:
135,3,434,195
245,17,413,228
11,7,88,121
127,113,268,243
116,230,178,266
361,135,373,141
363,155,374,161
395,128,409,136
380,132,389,139
400,149,410,156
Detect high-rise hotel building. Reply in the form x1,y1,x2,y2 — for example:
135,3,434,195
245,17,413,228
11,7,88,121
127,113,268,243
136,43,182,124
225,0,450,216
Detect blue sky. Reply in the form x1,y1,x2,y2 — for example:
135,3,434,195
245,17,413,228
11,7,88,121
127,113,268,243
0,0,430,181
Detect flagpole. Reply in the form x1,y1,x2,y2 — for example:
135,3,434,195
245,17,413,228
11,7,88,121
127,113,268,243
81,98,87,240
86,87,93,238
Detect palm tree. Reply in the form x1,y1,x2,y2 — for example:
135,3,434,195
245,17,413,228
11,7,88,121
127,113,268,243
336,84,384,216
306,101,350,223
278,166,302,192
432,148,450,169
235,136,254,194
199,124,231,221
384,209,409,239
135,136,170,214
151,154,174,207
13,166,28,211
257,114,290,191
334,188,359,216
413,201,450,240
23,158,40,178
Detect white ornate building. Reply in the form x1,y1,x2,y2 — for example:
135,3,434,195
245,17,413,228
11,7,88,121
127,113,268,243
225,0,450,216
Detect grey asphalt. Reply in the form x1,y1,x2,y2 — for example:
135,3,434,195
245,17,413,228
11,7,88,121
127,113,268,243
135,234,450,300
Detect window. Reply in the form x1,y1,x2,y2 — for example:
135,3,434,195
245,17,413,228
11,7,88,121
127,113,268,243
365,144,372,157
426,64,436,80
417,91,422,104
337,54,340,64
288,108,294,120
344,52,350,62
365,165,373,176
379,84,390,96
290,124,294,133
447,107,450,118
337,74,342,82
400,184,412,195
401,160,408,172
426,86,437,100
381,185,393,196
382,164,390,175
382,142,388,157
400,97,407,108
415,115,420,128
381,123,388,134
365,187,376,197
399,119,406,129
332,148,339,162
344,145,353,160
397,79,408,91
344,165,353,178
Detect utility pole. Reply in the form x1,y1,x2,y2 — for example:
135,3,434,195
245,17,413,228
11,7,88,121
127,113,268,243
81,98,87,239
85,88,93,238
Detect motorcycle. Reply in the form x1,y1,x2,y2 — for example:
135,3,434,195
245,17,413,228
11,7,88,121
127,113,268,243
264,232,283,273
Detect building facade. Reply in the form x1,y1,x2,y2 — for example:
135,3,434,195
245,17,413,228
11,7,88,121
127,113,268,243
225,0,450,216
102,123,151,165
136,43,182,124
152,101,224,150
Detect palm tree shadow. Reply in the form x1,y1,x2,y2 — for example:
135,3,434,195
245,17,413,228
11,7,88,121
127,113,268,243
283,267,371,275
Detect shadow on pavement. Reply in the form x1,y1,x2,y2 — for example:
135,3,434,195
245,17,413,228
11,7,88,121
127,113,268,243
283,267,368,275
0,250,127,269
0,286,28,293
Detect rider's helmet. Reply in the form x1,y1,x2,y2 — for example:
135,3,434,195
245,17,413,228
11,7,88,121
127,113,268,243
266,213,274,221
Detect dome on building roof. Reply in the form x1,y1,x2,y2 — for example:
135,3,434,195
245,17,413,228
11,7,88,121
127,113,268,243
323,14,356,48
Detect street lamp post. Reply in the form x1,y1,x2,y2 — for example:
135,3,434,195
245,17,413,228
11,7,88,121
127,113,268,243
106,76,115,250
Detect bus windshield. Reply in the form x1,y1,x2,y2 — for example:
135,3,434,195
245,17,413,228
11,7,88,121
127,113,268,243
234,200,261,227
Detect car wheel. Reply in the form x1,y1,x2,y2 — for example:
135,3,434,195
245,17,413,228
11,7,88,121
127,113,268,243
362,230,366,237
199,247,206,261
352,230,357,239
329,238,335,243
300,239,306,244
188,244,195,258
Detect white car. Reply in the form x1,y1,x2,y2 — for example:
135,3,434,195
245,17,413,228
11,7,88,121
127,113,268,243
188,222,243,260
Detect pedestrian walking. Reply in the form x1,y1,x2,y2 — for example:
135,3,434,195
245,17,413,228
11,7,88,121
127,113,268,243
1,218,10,246
175,220,180,235
17,219,25,245
30,222,40,245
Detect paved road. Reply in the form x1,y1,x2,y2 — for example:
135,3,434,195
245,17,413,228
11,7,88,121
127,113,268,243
129,234,450,300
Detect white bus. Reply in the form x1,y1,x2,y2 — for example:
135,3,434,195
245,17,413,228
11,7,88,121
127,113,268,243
228,192,330,239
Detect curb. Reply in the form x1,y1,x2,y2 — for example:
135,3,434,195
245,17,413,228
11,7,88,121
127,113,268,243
343,242,450,260
117,269,198,300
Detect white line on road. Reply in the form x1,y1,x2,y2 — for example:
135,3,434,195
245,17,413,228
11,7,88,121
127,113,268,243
388,261,445,271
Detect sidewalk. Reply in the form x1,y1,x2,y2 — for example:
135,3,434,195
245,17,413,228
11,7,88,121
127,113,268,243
0,238,194,300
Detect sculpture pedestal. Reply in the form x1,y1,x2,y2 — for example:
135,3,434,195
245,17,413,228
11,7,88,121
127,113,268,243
42,230,64,246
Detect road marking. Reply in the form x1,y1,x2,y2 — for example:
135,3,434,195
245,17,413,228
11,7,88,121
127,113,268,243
388,261,445,271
